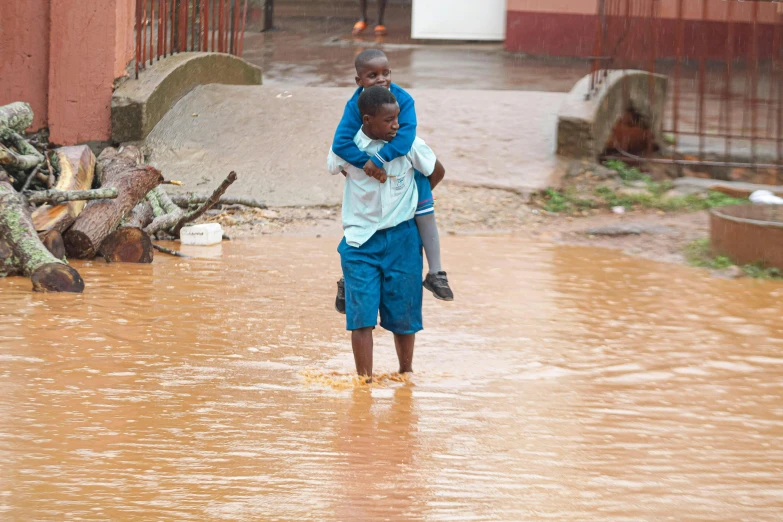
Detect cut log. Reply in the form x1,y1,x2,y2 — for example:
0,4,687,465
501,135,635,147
39,230,66,260
122,201,154,229
94,146,144,186
170,194,266,209
26,187,118,205
0,102,34,140
32,145,96,233
64,146,162,259
30,263,85,292
0,172,83,292
99,227,153,263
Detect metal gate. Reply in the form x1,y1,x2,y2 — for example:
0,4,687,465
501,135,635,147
590,0,783,169
135,0,250,79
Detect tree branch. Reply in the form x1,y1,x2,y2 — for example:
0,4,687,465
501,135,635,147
24,188,118,205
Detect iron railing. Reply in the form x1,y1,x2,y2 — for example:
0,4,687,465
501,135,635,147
590,0,783,169
135,0,250,79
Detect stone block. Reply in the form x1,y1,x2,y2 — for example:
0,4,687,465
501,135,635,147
112,52,262,143
556,70,668,160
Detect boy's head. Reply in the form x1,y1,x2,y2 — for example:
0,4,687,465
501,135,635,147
355,49,391,90
358,86,400,142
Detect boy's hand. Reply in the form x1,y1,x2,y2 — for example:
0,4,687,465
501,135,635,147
364,159,388,183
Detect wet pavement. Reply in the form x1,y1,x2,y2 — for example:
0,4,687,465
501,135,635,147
243,1,586,92
145,85,566,206
143,1,584,206
2,236,783,520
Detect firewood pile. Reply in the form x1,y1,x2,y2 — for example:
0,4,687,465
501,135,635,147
0,102,250,293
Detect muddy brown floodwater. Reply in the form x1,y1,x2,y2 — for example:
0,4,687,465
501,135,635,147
2,235,783,521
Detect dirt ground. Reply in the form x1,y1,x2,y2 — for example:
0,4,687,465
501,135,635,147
196,181,710,268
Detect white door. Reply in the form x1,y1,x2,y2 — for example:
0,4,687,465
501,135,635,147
411,0,507,41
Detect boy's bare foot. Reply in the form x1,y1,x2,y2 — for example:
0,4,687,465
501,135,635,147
352,20,368,35
424,271,454,301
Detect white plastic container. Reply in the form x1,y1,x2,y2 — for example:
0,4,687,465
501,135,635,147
179,223,223,246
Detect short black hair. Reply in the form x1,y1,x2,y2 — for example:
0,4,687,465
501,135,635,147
355,49,388,73
358,86,398,117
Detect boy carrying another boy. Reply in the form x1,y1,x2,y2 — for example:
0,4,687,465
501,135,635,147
331,49,453,316
328,86,445,378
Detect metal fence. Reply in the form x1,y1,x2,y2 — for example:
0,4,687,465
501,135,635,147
590,0,783,169
135,0,250,79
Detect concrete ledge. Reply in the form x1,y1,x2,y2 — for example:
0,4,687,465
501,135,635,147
112,53,262,143
557,70,668,159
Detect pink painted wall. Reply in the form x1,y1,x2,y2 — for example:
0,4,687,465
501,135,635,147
0,0,51,131
657,0,778,23
0,0,134,144
507,0,597,15
506,0,781,57
49,0,135,145
115,0,136,78
507,0,779,21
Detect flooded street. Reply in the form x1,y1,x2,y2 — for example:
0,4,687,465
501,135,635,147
2,236,783,521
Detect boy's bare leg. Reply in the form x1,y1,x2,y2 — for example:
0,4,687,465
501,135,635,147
352,328,374,378
394,334,415,374
377,0,388,25
359,0,368,21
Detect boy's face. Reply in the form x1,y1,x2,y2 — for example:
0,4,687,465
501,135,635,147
355,57,392,89
362,103,400,142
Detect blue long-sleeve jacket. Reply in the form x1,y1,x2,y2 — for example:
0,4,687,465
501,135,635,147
331,83,417,169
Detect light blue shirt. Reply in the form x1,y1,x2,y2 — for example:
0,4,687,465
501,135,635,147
328,129,436,247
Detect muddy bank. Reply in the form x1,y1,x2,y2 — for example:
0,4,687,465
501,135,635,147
190,181,712,271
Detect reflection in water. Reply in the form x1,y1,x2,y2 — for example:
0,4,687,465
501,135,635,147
1,236,782,520
331,387,425,520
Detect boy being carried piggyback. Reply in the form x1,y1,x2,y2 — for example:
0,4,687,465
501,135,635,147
331,49,454,316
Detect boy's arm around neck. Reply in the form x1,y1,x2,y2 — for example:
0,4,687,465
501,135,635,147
331,88,369,170
371,87,417,167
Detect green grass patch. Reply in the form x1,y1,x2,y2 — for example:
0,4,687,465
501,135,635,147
540,186,744,214
542,188,596,214
541,159,746,214
604,160,648,182
685,239,734,269
685,238,783,279
592,186,745,212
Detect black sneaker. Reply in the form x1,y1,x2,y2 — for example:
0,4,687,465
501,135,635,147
335,277,346,314
423,271,454,301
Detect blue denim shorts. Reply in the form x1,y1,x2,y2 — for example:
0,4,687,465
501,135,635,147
338,219,423,334
415,170,434,216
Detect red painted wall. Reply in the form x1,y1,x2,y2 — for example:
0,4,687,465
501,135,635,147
0,0,134,144
0,0,51,131
505,0,782,58
506,11,597,58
